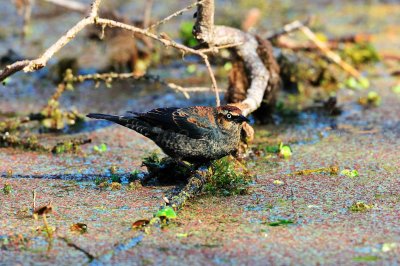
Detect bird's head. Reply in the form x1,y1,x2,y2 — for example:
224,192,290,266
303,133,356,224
216,105,249,133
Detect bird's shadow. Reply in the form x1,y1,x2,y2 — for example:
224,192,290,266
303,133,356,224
4,160,195,187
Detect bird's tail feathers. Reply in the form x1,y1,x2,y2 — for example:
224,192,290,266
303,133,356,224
86,113,128,124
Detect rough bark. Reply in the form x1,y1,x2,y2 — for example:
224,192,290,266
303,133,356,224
193,0,214,44
194,1,280,118
227,36,281,122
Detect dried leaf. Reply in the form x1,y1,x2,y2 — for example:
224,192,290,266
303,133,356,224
132,219,150,229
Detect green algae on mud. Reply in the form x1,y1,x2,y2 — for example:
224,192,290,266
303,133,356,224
204,157,252,196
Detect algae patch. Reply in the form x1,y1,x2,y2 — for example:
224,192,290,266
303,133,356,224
204,157,251,196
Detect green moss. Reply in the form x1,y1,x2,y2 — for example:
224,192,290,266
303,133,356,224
128,180,142,191
142,152,163,168
204,157,251,196
352,255,379,262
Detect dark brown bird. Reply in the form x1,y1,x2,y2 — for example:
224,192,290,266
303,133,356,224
87,105,249,163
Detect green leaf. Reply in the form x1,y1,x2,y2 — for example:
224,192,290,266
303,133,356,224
341,169,359,178
156,206,177,219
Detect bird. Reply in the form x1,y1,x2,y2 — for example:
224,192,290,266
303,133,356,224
87,105,249,163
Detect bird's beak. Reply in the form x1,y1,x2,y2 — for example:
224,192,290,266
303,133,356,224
235,115,250,123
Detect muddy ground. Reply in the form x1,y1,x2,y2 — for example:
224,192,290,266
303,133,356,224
1,0,400,265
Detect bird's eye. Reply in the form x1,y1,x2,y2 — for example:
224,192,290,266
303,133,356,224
226,113,232,119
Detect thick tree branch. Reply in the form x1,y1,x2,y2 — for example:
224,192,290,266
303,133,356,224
213,26,269,115
193,0,214,44
193,0,272,116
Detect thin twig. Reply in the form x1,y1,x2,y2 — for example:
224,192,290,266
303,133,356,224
265,17,312,40
142,0,153,29
146,1,204,30
203,56,220,106
199,42,243,53
66,71,218,98
95,18,220,105
299,25,363,80
42,0,87,13
21,0,102,73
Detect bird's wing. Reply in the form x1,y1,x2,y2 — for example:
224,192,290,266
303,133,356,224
133,106,216,139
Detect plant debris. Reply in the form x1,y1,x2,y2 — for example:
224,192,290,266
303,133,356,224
132,219,150,230
266,219,294,227
349,201,372,212
292,165,339,176
70,223,88,234
358,91,382,107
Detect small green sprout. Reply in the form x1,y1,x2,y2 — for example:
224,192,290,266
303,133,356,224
273,180,284,186
341,169,359,178
93,143,107,153
3,183,12,194
279,143,292,159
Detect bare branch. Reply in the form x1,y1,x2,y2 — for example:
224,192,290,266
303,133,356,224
0,60,30,81
265,18,312,40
